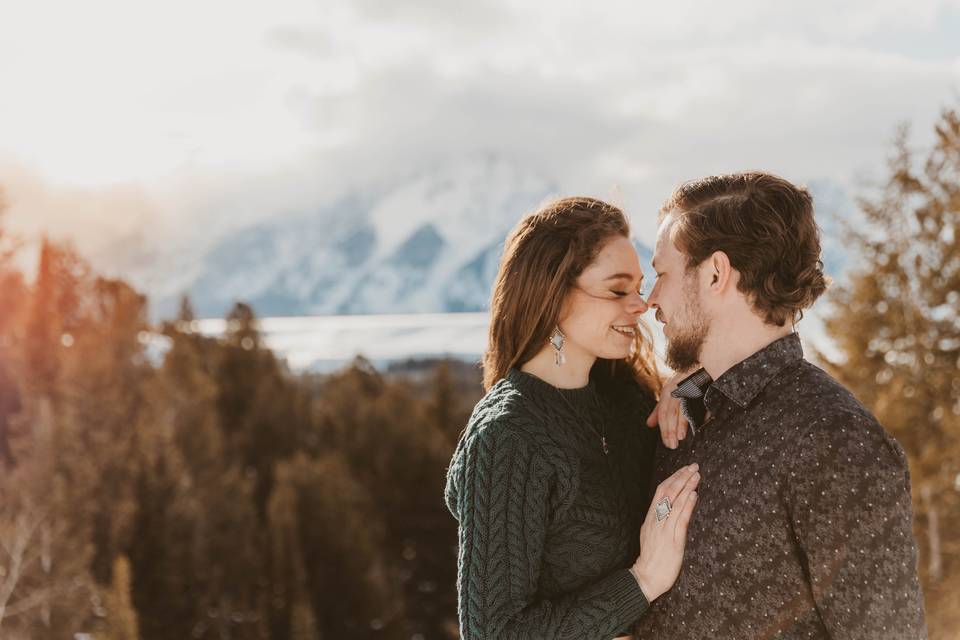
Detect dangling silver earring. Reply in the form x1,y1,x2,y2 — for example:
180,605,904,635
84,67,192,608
549,327,566,366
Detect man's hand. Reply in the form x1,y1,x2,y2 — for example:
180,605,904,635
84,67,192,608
646,370,693,449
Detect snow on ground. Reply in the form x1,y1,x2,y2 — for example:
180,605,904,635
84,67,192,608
190,307,838,374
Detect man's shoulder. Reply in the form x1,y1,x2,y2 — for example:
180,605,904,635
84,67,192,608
767,359,878,425
786,359,868,409
782,360,908,467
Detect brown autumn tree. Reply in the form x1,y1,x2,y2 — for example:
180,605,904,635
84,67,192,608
818,106,960,639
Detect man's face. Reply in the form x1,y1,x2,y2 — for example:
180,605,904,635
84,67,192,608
647,213,710,371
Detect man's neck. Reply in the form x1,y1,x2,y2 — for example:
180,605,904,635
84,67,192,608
699,316,795,381
521,344,596,389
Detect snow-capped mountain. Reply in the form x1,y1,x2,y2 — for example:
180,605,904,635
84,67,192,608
107,157,852,322
138,155,564,319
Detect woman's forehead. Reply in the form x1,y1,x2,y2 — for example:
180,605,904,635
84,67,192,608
582,237,642,281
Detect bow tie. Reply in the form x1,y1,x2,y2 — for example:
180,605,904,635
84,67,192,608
670,368,714,436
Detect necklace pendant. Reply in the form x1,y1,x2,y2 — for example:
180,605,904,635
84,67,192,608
602,436,609,455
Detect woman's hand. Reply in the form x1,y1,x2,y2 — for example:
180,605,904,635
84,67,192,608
630,463,700,602
646,370,693,449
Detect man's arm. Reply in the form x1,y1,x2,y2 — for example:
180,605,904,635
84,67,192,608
785,411,927,639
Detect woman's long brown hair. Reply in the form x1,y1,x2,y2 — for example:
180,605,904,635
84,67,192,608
482,196,661,396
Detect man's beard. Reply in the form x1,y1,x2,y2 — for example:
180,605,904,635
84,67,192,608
664,279,710,372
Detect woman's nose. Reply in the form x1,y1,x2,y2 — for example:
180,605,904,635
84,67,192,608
626,292,648,314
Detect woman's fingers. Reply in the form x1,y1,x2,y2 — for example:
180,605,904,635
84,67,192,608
660,464,699,503
672,487,699,544
634,464,702,601
655,463,699,504
644,465,699,532
646,468,677,524
669,468,700,517
679,466,701,494
666,468,701,544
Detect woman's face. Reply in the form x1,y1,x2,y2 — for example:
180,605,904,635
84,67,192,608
559,235,649,361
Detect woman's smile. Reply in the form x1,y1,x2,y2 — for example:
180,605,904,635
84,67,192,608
611,324,637,338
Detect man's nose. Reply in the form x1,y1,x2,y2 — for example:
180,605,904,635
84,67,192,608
646,285,660,310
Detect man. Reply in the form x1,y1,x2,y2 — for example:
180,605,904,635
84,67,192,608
635,172,927,639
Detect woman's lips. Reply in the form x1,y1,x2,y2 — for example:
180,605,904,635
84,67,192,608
611,325,636,337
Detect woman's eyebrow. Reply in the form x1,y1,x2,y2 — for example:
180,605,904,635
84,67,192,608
603,272,637,281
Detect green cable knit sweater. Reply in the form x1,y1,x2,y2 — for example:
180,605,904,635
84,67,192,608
444,367,659,639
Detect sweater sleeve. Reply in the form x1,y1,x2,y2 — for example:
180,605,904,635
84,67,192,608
445,420,649,640
784,412,928,639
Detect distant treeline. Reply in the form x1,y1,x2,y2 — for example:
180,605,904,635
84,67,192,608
0,231,484,639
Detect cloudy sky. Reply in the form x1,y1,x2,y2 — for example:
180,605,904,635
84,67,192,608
1,0,959,256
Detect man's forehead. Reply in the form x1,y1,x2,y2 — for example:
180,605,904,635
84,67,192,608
653,213,678,260
656,211,677,238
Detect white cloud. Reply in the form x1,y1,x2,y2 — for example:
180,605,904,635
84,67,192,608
0,0,958,250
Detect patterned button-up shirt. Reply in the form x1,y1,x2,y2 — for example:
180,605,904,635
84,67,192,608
633,332,927,639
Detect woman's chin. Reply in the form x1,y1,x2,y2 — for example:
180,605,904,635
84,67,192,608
598,343,633,361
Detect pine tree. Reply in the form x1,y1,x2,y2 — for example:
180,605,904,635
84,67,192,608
139,307,264,640
101,555,139,640
2,242,117,638
0,199,25,469
270,453,404,639
818,106,960,639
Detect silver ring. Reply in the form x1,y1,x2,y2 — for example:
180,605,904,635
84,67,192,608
655,497,672,522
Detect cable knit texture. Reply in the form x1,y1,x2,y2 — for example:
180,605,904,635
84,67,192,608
444,367,658,639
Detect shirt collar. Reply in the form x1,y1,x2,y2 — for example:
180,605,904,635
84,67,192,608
708,332,804,409
670,368,714,435
671,368,713,401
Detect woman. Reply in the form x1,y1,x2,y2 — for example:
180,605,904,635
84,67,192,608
444,197,700,639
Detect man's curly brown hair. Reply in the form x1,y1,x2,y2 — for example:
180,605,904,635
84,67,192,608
660,172,829,327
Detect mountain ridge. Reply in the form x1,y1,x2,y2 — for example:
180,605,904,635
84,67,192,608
95,157,854,321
